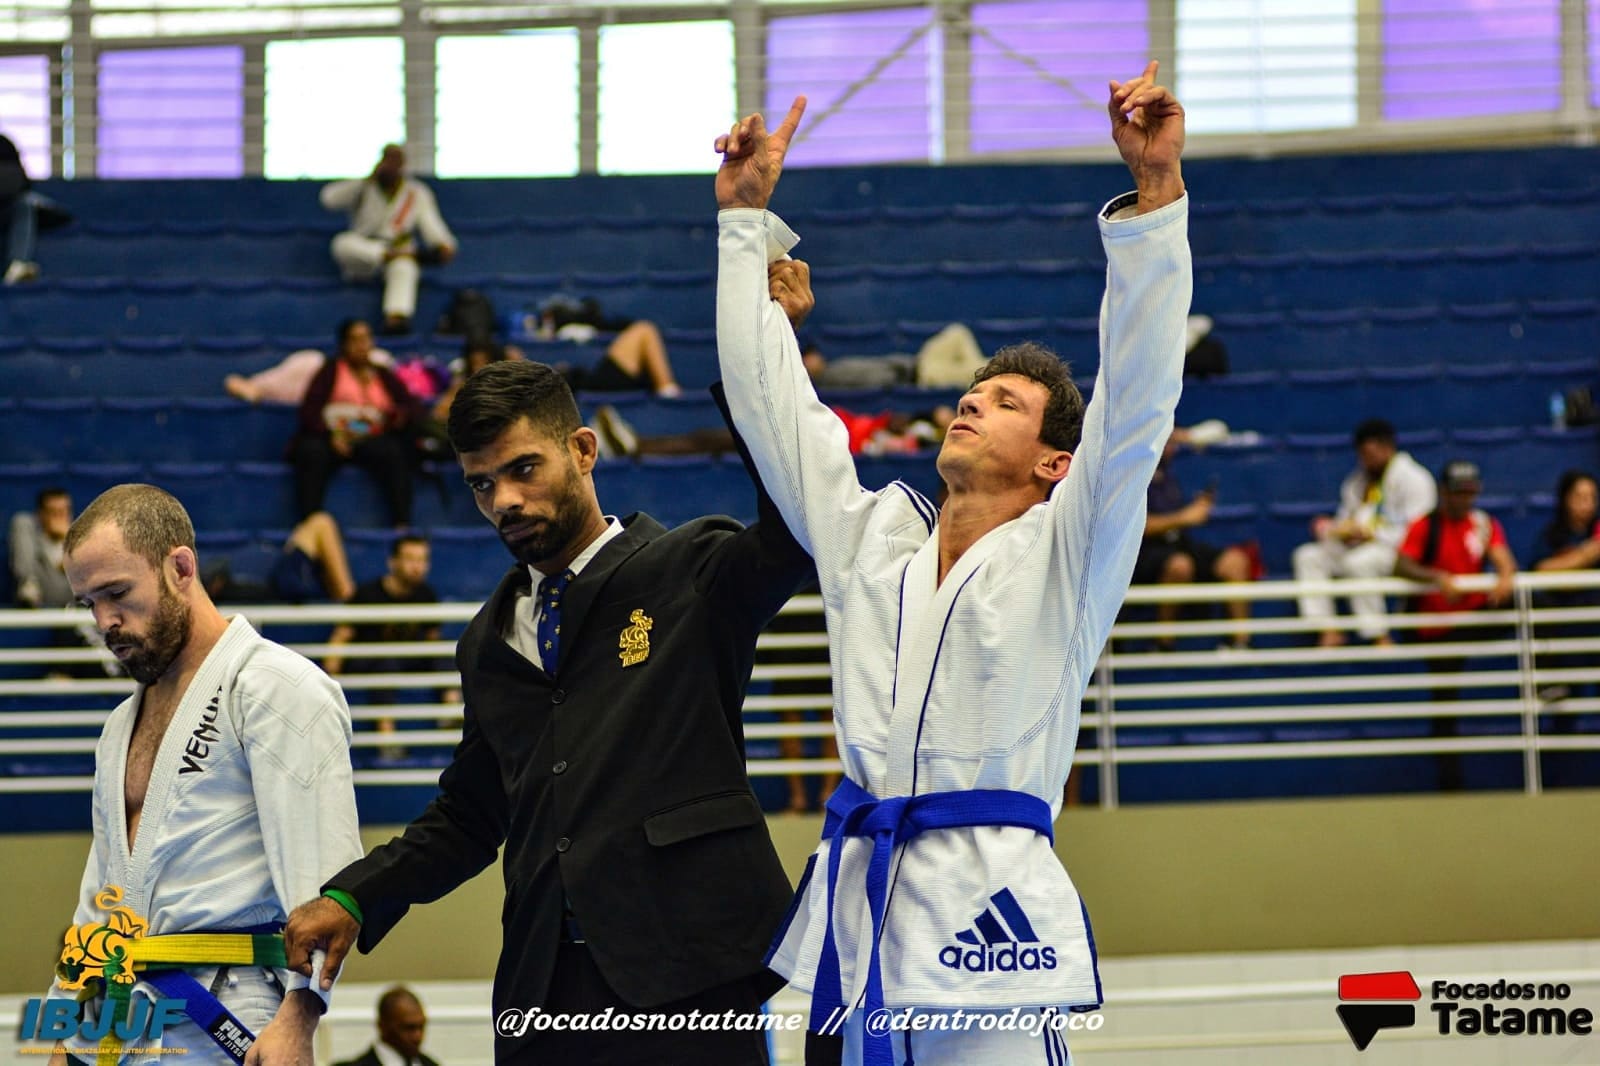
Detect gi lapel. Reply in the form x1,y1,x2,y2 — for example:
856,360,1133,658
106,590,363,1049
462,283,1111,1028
122,617,254,918
882,520,1015,796
100,701,139,888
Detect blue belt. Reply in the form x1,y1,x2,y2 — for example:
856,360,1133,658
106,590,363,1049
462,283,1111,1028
808,778,1055,1066
142,970,256,1064
139,922,282,1065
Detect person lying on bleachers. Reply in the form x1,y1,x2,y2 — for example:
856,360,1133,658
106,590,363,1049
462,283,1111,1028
323,143,458,336
204,510,357,605
799,323,987,390
536,294,684,397
225,345,396,406
588,264,951,459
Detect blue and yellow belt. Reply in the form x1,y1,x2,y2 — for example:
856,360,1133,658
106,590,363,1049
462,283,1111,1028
55,887,287,1066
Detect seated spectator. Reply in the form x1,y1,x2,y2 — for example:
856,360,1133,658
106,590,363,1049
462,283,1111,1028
225,345,396,406
763,579,840,813
1393,460,1517,790
325,535,447,753
322,144,457,335
1134,428,1254,650
430,335,516,426
205,511,357,605
289,319,419,528
1394,461,1516,637
335,986,440,1066
1293,419,1437,647
1531,469,1600,582
0,132,68,286
1529,469,1600,706
8,487,101,678
9,486,73,607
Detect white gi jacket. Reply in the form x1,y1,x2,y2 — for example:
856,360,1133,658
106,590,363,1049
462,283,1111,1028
716,193,1191,1014
45,616,363,1062
1334,450,1437,551
320,176,455,252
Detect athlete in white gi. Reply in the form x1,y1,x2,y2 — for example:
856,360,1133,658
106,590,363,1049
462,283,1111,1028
322,144,457,333
45,484,362,1066
715,65,1190,1066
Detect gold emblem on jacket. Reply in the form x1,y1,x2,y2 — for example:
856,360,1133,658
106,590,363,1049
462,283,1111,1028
619,609,653,667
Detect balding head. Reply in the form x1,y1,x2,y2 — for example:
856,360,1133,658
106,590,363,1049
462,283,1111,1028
377,986,426,1060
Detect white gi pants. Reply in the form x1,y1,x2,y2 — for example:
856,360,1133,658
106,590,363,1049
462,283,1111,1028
330,231,420,319
840,1008,1075,1066
1292,538,1397,640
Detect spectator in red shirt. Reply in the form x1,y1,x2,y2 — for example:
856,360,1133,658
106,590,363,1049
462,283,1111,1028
1394,460,1518,790
1394,460,1517,637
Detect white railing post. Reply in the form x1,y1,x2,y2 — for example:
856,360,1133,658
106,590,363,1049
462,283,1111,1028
1095,646,1119,811
1515,580,1543,796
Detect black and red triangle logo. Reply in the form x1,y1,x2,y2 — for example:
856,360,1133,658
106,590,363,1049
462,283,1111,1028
1337,971,1421,1050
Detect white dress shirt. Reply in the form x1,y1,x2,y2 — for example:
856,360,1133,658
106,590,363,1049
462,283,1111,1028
503,517,624,670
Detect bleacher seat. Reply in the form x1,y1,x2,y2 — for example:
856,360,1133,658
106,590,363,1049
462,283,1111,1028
1,146,1596,607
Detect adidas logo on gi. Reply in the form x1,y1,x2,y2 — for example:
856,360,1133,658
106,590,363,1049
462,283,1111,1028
938,887,1058,973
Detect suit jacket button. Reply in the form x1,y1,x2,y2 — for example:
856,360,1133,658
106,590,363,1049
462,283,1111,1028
552,760,568,775
551,688,566,704
556,837,571,853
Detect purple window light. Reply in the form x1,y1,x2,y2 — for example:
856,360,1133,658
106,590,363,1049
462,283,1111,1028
98,46,244,178
0,54,53,178
767,8,936,167
970,1,1149,155
1383,0,1561,121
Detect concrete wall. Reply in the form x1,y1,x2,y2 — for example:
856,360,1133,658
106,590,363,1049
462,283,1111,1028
5,790,1597,994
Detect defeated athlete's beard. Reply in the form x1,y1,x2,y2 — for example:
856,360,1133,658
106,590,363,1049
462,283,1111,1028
106,581,192,685
496,461,591,569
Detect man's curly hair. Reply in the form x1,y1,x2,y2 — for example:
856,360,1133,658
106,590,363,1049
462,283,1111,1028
971,343,1085,452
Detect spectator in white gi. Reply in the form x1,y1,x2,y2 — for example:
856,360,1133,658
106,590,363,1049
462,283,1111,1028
322,144,457,336
1292,418,1437,647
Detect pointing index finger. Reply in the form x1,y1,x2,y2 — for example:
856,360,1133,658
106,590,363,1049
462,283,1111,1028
771,95,808,150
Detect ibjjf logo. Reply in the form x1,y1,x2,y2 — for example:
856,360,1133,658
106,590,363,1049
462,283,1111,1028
19,997,188,1044
937,888,1058,973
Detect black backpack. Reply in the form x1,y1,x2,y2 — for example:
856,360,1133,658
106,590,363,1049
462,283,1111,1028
438,288,497,336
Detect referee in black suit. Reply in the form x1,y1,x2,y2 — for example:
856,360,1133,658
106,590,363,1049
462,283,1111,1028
287,355,815,1065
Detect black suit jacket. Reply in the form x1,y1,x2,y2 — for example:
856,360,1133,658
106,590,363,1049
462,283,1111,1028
335,1047,441,1066
327,406,812,1051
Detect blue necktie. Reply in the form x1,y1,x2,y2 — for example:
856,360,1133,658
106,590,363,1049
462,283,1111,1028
537,570,573,670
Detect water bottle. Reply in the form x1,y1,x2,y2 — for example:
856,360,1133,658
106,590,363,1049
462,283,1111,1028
1550,391,1567,431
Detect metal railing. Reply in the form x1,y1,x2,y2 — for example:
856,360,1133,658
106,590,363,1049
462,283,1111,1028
2,572,1597,805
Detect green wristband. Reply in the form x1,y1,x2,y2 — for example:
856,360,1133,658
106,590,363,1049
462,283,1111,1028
322,888,364,926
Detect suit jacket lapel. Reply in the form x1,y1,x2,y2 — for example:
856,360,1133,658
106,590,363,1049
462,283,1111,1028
553,513,664,673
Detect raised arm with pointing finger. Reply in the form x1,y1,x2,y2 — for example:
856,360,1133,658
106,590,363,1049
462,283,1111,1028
716,64,1191,1066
